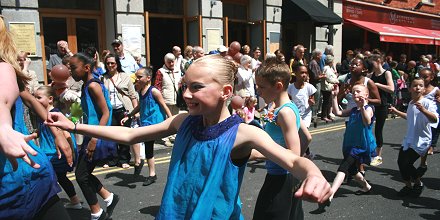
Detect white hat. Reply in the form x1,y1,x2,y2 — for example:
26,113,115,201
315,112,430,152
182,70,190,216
218,45,228,52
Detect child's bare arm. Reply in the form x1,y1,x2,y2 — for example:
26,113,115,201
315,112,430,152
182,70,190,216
234,125,332,203
360,102,373,126
389,106,407,119
331,85,350,117
277,108,301,156
415,102,438,123
152,88,173,118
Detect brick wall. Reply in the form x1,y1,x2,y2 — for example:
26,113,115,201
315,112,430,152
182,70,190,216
362,0,440,15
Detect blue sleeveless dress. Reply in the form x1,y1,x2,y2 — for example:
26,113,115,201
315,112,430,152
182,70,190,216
139,86,166,126
264,102,300,175
156,114,246,220
81,79,117,161
342,106,377,164
38,108,78,173
0,97,60,219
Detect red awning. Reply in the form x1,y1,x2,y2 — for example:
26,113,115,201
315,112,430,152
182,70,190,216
406,27,440,46
345,19,435,45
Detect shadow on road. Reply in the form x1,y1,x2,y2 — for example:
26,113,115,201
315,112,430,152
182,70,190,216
105,172,147,188
139,205,160,218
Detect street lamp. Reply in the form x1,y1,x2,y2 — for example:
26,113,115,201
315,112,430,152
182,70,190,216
413,1,424,10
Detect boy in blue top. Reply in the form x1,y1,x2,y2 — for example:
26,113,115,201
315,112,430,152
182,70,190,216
123,67,172,185
253,60,304,219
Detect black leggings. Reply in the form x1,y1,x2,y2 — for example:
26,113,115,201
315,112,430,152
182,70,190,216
56,172,77,198
321,90,332,119
337,155,359,176
75,153,103,205
374,105,388,148
253,174,303,220
144,140,155,159
397,147,427,181
112,108,131,165
34,195,71,220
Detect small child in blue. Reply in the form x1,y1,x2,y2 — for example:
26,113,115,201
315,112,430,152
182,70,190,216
319,84,377,211
47,55,333,219
34,85,82,209
123,67,172,185
389,78,438,198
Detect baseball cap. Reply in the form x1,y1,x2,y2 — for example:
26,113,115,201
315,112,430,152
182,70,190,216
111,39,122,46
218,45,228,52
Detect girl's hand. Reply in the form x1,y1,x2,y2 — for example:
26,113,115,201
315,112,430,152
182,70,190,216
86,138,97,161
294,174,332,203
0,128,40,171
343,83,351,95
46,112,75,131
308,98,315,106
120,116,129,126
331,84,339,96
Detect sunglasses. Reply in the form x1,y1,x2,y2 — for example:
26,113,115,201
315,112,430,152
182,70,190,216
106,62,116,65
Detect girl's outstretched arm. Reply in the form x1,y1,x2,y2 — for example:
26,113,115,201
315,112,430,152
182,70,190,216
47,112,188,145
234,124,332,203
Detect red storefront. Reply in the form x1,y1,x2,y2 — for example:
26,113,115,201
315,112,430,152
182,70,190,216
342,0,440,59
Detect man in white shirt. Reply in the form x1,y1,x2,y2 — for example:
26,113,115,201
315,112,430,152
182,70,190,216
112,39,139,74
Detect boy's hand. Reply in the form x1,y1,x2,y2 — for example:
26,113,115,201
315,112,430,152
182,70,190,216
294,174,332,203
388,105,397,113
414,102,425,112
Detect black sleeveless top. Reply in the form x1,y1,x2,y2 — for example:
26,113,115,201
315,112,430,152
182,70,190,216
370,71,392,106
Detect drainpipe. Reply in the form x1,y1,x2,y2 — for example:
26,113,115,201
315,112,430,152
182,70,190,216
328,0,334,45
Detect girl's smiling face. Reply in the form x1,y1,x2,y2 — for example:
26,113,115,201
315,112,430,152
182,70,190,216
182,64,227,116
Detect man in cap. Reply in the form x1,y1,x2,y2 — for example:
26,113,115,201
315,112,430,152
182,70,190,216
112,39,139,73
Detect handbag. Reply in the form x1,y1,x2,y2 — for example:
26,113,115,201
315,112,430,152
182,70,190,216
168,71,187,110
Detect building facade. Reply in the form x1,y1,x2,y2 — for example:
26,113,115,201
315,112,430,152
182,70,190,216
1,0,342,84
342,0,440,60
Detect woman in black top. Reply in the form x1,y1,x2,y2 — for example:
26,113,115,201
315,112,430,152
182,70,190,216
369,54,395,166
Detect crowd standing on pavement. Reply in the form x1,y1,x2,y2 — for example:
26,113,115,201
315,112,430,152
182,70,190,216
1,12,440,219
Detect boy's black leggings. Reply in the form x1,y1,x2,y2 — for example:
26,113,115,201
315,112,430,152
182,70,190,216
397,147,427,182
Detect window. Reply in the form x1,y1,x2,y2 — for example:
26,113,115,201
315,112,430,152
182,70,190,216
144,0,183,15
38,0,100,10
223,3,247,20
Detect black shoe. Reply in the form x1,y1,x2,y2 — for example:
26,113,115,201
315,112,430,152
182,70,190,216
397,186,412,197
355,188,371,195
95,210,108,220
106,194,119,219
143,175,157,186
134,160,145,176
317,199,331,211
410,182,424,198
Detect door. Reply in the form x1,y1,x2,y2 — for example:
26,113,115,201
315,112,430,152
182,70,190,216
40,13,103,83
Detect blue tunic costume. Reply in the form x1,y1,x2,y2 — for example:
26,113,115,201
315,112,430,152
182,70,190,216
81,78,117,161
139,86,166,126
342,106,377,164
38,108,78,173
264,102,300,175
0,97,60,219
156,114,246,220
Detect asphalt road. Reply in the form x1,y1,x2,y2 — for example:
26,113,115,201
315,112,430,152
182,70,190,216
60,117,440,219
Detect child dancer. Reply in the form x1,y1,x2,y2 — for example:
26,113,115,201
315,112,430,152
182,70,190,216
253,60,304,219
47,55,332,219
320,84,377,211
123,67,172,185
34,85,81,209
69,52,119,220
288,64,316,158
389,78,438,197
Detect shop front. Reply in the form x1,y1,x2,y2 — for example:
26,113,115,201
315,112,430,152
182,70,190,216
342,0,440,59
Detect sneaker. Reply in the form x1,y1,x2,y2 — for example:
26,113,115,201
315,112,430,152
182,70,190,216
397,186,413,197
370,156,383,166
91,210,108,220
143,175,157,186
410,182,424,198
106,194,119,219
164,140,173,147
64,202,82,210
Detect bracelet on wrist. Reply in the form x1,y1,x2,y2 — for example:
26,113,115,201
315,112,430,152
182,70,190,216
73,121,78,133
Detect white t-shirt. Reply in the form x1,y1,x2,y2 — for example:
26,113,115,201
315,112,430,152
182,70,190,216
402,98,439,156
119,52,139,74
236,66,255,97
287,82,317,127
